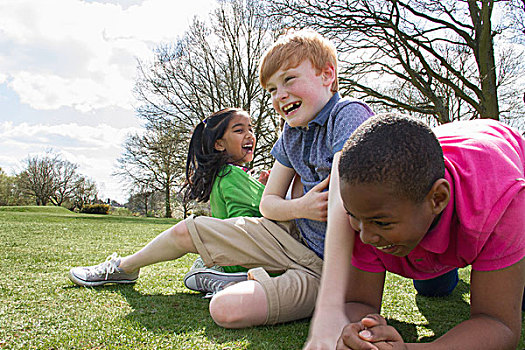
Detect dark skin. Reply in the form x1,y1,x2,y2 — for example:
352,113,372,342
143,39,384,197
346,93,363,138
336,180,525,350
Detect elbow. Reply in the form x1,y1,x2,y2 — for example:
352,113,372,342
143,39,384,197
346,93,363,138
259,196,270,217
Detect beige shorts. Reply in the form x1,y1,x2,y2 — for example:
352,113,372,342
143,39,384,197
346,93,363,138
184,215,323,325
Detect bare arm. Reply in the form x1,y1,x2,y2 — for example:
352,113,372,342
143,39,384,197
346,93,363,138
407,260,524,350
260,160,329,222
338,260,525,350
304,152,368,349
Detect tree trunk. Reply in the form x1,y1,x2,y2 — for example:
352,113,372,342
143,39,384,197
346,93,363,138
470,0,499,120
164,186,172,218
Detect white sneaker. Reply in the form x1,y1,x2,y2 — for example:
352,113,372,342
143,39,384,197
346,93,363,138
68,253,139,287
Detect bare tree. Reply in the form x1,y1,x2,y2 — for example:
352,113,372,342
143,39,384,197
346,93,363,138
50,159,79,206
267,0,525,126
116,120,185,218
134,0,281,170
505,0,525,44
18,152,99,209
71,176,98,211
127,180,157,216
19,153,59,206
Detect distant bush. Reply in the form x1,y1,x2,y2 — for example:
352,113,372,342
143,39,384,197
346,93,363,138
80,204,110,215
110,207,134,216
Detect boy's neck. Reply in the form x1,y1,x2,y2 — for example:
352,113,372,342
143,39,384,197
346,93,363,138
295,92,339,129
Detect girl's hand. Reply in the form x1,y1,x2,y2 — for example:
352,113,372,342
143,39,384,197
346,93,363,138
299,175,329,221
258,170,270,185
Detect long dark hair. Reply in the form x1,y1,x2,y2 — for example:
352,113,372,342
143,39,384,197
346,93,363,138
185,108,245,202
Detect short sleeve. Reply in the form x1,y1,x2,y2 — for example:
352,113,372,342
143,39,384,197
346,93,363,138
331,102,374,153
472,189,525,271
271,129,293,169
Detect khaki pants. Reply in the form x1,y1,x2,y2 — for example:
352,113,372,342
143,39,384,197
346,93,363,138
184,215,323,325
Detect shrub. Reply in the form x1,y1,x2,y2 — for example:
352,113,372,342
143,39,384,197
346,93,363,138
110,207,134,216
80,204,110,215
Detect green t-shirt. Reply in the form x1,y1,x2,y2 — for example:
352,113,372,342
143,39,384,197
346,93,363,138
210,164,264,219
209,164,264,273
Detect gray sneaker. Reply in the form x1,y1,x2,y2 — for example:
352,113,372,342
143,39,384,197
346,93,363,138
68,253,139,287
183,268,248,298
188,256,225,273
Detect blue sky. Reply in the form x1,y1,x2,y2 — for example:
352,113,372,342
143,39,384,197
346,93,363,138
0,0,217,203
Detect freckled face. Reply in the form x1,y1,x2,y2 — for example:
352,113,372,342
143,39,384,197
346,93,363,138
265,59,335,128
340,181,436,257
214,112,256,166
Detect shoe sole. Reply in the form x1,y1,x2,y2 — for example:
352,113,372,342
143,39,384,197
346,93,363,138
68,271,137,287
183,268,248,291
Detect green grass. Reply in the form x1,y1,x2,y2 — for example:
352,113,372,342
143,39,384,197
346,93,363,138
1,206,524,349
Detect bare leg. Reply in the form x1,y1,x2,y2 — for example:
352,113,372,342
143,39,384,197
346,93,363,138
118,220,197,273
209,280,268,328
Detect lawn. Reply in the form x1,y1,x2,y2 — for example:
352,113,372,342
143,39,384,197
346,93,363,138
1,206,523,349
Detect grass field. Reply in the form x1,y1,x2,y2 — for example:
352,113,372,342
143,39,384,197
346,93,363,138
1,206,524,349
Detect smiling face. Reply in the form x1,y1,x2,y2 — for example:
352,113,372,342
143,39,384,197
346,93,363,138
265,59,335,128
214,112,256,166
340,181,440,257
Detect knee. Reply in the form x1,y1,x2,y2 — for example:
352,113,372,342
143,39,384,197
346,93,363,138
208,282,268,328
168,221,195,252
209,293,244,328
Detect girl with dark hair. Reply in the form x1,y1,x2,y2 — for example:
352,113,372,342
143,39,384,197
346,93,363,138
182,108,268,284
185,107,267,212
69,108,267,291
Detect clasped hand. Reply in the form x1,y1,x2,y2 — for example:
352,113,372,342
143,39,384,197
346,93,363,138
336,314,407,350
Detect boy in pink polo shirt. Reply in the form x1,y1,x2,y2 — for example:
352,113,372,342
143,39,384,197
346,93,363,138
305,113,524,349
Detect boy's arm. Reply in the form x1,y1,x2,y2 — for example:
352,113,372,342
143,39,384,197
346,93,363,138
343,260,525,350
260,160,329,222
303,151,354,349
304,152,382,349
330,266,386,350
428,261,524,349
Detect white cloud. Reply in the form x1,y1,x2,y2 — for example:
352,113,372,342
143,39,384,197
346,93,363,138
0,121,141,202
0,0,217,113
0,0,218,203
9,71,131,112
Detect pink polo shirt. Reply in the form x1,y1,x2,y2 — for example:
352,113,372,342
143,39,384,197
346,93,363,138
352,120,525,279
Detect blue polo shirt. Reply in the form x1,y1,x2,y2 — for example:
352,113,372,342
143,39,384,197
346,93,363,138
271,93,373,258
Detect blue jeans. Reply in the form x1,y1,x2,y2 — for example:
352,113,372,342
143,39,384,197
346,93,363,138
413,268,459,297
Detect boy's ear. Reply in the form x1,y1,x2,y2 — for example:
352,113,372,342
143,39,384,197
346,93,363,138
321,63,336,87
214,139,225,152
427,179,450,215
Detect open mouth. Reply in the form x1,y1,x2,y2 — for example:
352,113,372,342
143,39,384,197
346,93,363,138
242,143,253,152
375,243,395,251
282,101,301,115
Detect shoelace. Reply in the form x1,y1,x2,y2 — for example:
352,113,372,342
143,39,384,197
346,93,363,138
199,276,238,299
200,276,227,294
91,253,120,280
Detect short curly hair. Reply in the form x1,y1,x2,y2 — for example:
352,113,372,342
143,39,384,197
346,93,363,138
339,113,445,202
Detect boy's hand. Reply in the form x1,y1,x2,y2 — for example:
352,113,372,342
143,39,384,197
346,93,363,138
299,175,330,221
337,315,407,350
